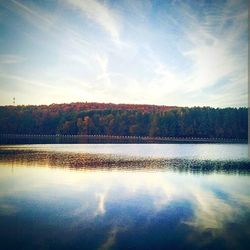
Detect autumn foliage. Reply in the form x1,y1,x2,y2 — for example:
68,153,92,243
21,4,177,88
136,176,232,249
0,102,247,139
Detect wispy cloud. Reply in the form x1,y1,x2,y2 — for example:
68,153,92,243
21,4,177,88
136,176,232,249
95,192,106,216
144,0,248,106
0,54,25,64
181,1,247,92
9,0,56,31
64,0,121,45
0,0,247,107
0,73,55,89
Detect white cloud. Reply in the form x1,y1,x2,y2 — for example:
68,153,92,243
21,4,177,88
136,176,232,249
145,0,248,106
64,0,121,45
0,0,247,107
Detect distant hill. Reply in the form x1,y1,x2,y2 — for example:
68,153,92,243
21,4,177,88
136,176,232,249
0,102,247,139
2,102,177,113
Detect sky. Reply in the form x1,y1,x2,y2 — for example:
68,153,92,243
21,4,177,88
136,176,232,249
0,0,248,107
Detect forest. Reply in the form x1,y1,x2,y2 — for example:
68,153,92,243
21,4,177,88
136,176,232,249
0,102,248,139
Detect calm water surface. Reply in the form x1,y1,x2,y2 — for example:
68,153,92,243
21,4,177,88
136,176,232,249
0,144,249,250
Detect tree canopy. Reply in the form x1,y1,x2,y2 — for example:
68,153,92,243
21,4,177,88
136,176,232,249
0,102,247,139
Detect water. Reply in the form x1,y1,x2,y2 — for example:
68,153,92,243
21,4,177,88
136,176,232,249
0,144,249,250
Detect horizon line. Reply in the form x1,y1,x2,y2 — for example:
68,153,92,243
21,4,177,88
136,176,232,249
1,100,247,109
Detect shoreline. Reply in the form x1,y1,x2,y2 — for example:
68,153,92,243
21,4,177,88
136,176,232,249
0,134,247,144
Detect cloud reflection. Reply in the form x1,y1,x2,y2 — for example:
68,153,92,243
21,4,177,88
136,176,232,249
0,148,250,249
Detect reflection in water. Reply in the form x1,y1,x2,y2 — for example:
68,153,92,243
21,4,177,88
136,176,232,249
1,143,249,160
0,149,250,174
0,145,250,250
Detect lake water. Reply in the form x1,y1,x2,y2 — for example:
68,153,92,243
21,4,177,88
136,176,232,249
0,144,249,250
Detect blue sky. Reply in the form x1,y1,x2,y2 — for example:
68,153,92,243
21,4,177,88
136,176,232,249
0,0,248,107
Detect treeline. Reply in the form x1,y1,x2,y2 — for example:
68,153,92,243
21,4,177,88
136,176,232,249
9,102,176,113
0,103,248,139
